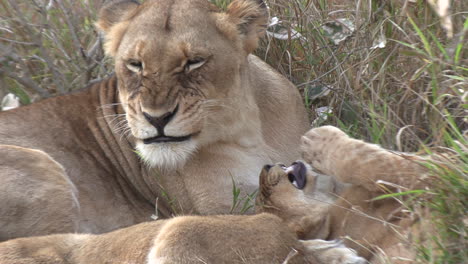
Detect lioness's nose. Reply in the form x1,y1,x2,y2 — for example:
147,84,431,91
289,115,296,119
143,105,178,133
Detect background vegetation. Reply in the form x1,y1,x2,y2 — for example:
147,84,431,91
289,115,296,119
257,2,467,262
0,0,466,263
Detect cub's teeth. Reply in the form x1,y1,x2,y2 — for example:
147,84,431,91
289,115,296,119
292,180,298,188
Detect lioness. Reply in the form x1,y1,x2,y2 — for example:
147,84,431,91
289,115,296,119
258,126,432,263
0,0,308,240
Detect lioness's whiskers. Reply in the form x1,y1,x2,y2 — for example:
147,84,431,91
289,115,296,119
107,117,127,128
101,114,127,124
97,113,126,125
112,122,130,134
111,118,128,126
114,126,129,134
98,103,126,110
102,114,126,118
119,127,132,142
108,114,131,141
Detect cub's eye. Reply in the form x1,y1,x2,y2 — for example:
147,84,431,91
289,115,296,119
126,60,143,73
184,57,206,73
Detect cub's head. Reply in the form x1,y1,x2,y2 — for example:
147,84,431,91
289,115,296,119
256,161,343,240
96,0,268,168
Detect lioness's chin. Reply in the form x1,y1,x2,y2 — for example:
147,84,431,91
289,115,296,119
136,140,198,169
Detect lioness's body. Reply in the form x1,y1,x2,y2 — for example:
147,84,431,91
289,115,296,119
0,54,307,238
0,0,309,239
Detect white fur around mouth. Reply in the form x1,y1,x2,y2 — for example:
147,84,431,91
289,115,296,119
136,140,198,169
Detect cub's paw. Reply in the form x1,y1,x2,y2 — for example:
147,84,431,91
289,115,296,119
300,126,348,170
301,239,367,264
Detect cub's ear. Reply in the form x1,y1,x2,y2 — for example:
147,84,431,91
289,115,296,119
226,0,269,53
95,0,140,56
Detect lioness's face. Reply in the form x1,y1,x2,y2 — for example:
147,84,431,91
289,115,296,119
97,0,268,168
256,161,339,239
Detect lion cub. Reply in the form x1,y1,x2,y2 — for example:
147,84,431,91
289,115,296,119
0,213,364,264
257,126,432,263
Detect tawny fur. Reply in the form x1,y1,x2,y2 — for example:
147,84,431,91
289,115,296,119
258,126,432,263
0,213,364,264
0,128,430,263
0,0,308,239
0,146,80,241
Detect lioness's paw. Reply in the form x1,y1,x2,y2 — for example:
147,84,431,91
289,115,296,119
301,239,367,264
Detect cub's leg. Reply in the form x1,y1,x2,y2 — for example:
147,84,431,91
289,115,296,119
0,145,80,241
300,126,429,192
300,239,366,264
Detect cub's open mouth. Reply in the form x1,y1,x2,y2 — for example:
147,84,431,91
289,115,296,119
285,161,307,189
143,134,192,144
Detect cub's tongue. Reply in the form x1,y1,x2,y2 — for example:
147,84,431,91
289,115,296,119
287,161,307,189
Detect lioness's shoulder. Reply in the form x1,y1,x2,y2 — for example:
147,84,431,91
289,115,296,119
247,55,296,86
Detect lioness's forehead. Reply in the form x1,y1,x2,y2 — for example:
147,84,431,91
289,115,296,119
116,0,225,61
130,0,219,34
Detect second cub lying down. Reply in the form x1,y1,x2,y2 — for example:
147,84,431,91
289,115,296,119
0,214,364,264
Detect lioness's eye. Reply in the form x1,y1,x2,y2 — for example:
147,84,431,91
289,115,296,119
184,57,206,73
126,60,143,73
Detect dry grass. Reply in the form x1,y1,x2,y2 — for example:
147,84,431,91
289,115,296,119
0,0,466,263
0,0,109,102
259,0,466,150
259,1,467,262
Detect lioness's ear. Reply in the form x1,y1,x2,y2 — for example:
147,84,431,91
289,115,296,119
95,0,140,56
96,0,140,32
226,0,269,53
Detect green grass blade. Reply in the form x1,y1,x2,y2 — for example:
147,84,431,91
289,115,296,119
454,17,468,64
428,31,449,61
407,15,433,57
